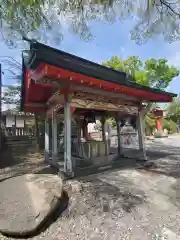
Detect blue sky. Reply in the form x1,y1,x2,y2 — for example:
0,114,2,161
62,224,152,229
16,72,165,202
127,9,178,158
1,19,180,95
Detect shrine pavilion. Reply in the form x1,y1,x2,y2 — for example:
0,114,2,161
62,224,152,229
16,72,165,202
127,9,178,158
20,38,176,177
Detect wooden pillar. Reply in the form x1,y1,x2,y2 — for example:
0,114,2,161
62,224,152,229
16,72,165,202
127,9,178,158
64,94,73,175
52,109,57,162
14,115,17,136
77,119,81,142
24,115,26,135
137,110,147,160
116,115,121,155
101,116,108,156
76,118,83,158
35,115,40,151
44,114,49,162
82,118,89,140
157,117,163,131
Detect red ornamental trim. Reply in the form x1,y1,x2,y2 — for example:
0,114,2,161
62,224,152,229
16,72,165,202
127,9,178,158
29,63,172,102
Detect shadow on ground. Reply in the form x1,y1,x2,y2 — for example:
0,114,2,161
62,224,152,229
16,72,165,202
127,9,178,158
57,172,147,240
0,137,180,239
143,140,180,179
0,143,47,181
0,144,42,168
82,177,146,213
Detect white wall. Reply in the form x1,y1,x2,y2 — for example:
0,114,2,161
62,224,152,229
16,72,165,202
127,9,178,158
16,117,24,128
6,116,25,128
6,116,15,127
88,120,101,133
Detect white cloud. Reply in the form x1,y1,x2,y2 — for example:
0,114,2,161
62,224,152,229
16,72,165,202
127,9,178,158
168,51,180,68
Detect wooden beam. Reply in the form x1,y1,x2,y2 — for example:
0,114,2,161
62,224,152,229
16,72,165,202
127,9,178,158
46,90,60,106
116,114,121,155
70,98,138,114
46,90,72,114
137,110,147,161
52,108,57,162
71,83,139,102
44,114,49,162
71,91,139,107
64,93,73,176
101,116,108,156
33,77,140,103
25,103,46,107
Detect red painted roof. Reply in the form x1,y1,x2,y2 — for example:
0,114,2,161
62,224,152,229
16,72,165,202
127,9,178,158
21,40,177,113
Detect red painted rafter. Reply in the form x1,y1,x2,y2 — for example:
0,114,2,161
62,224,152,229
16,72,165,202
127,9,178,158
28,63,172,102
29,79,141,108
28,76,169,105
24,62,173,113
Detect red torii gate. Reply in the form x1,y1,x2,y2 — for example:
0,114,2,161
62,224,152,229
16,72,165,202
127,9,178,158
151,108,165,131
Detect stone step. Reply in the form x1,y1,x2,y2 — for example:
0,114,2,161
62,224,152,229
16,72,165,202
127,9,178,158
6,142,36,146
7,147,36,151
7,140,36,143
5,138,36,142
4,142,37,151
7,144,37,148
6,143,36,146
6,147,36,150
5,137,36,141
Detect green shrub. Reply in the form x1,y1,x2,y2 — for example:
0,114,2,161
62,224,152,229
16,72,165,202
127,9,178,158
162,118,176,134
168,120,177,134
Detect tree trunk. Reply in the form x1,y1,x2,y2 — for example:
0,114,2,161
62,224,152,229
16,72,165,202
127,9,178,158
142,102,153,118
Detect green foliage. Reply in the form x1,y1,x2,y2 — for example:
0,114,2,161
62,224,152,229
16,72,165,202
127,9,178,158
103,56,143,76
162,118,170,130
94,117,116,130
162,118,177,133
106,118,116,127
169,120,177,134
103,56,179,89
144,113,156,135
167,96,180,124
144,58,179,89
131,1,180,44
1,1,180,46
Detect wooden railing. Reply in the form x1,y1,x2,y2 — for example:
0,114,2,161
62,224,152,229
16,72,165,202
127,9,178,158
3,127,35,136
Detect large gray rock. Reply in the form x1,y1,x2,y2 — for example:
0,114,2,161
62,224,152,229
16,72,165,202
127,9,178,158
0,173,63,237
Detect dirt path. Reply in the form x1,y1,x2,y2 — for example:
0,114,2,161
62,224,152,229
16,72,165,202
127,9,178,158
0,150,45,181
0,136,180,239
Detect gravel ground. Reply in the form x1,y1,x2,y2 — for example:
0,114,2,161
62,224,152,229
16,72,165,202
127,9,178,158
0,151,45,181
1,136,180,240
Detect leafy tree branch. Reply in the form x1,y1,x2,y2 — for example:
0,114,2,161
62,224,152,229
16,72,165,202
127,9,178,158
1,0,180,46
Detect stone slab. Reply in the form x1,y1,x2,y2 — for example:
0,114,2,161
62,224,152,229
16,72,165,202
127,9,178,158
0,173,63,237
